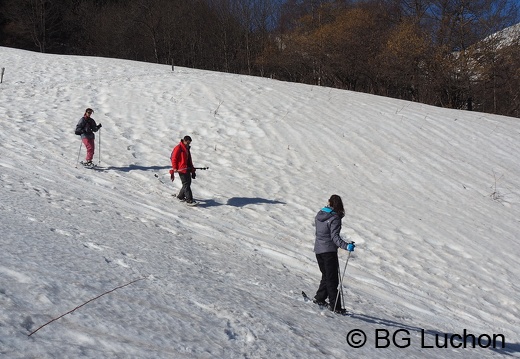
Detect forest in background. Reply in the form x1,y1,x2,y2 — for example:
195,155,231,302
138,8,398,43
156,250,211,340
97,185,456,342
1,0,519,118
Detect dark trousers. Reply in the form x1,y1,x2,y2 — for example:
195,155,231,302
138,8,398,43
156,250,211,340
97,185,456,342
315,252,342,309
177,172,193,201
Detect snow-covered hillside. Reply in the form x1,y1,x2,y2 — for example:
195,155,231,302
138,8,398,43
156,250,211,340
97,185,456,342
484,22,520,47
0,47,519,358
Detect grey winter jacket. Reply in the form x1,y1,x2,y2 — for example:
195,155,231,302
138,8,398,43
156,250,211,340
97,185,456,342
314,207,350,254
76,116,99,140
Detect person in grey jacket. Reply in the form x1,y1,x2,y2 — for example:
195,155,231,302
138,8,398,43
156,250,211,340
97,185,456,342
75,108,101,166
313,194,351,313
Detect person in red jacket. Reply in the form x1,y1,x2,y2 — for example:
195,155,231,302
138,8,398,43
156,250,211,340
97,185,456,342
170,135,197,205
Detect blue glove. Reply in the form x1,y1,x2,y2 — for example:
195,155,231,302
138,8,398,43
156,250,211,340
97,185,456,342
347,242,355,252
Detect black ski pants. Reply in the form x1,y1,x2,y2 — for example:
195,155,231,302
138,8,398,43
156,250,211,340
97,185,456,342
177,172,193,202
315,251,342,309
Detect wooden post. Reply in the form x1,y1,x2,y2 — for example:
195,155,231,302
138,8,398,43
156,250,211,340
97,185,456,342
1,68,4,83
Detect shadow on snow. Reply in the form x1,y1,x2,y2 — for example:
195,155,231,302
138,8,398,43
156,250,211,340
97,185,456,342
226,197,286,207
194,197,286,208
102,164,171,172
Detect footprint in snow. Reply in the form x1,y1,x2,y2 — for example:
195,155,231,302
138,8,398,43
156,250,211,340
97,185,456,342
83,242,104,250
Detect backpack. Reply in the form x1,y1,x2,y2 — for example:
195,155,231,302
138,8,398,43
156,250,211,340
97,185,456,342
75,121,84,135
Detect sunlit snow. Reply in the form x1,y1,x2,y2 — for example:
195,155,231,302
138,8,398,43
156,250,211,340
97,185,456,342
1,47,519,358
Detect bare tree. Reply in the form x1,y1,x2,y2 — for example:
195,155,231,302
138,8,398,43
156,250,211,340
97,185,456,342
5,0,68,52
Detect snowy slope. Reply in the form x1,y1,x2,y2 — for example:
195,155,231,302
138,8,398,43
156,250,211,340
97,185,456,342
0,47,519,358
489,22,520,47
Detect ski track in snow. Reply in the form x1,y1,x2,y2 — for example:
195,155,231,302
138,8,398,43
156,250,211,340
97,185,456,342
0,47,519,358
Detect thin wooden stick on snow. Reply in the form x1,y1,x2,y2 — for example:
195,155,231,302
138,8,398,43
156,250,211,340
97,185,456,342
28,277,147,337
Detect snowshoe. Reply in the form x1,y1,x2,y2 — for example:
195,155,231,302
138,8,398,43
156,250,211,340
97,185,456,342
328,305,348,315
312,297,328,307
80,161,95,168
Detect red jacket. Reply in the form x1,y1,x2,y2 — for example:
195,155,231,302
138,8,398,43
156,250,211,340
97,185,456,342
170,141,194,174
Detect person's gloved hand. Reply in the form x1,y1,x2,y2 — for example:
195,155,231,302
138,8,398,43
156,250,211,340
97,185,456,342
97,123,102,129
347,242,356,252
191,172,196,179
170,170,175,182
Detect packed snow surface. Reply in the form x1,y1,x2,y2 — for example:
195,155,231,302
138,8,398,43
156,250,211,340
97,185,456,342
0,47,519,358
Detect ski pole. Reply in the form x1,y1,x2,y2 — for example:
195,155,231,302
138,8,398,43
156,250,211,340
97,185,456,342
334,242,355,310
76,141,82,167
338,263,346,310
334,251,350,310
98,128,101,165
175,166,209,172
